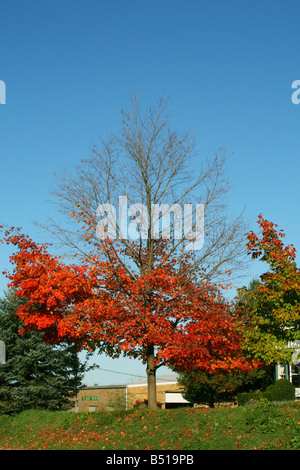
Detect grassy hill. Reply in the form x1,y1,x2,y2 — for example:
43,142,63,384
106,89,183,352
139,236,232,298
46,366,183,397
0,400,300,450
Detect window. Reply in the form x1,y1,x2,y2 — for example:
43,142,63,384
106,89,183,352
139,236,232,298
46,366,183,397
81,395,99,401
291,364,300,387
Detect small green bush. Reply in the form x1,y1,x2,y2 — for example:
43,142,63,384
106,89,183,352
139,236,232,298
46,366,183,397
263,379,295,402
238,379,295,406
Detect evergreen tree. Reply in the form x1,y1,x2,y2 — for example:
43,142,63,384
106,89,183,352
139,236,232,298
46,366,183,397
0,289,94,414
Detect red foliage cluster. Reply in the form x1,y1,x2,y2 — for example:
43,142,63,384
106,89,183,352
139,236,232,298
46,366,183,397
1,225,257,374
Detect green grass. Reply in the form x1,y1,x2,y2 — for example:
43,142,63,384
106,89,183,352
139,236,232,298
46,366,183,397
1,400,300,450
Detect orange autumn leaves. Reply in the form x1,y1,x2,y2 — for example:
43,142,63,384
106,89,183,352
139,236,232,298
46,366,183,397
1,225,257,374
246,214,297,268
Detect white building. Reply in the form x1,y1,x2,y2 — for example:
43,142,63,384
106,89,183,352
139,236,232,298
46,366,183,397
274,341,300,398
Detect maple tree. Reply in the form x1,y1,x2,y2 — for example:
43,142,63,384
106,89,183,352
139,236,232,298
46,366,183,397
236,215,300,365
1,226,257,408
0,96,256,408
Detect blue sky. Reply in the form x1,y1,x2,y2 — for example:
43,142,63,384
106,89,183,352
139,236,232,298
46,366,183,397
0,0,299,385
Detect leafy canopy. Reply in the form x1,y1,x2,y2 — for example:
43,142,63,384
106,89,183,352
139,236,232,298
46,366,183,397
236,215,300,364
1,227,257,376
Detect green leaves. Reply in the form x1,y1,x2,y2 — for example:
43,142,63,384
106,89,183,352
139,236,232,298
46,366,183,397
237,216,300,365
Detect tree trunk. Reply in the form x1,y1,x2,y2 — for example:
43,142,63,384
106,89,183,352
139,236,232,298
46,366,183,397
146,346,157,409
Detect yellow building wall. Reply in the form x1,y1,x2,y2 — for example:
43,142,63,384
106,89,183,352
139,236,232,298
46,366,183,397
73,381,186,412
127,383,183,409
76,387,126,412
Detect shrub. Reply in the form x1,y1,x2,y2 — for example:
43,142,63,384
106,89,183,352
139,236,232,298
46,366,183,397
237,391,263,406
244,398,281,433
238,379,295,406
263,379,295,402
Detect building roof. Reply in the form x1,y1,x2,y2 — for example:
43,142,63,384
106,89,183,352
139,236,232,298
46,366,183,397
127,374,178,387
80,374,179,391
80,384,127,390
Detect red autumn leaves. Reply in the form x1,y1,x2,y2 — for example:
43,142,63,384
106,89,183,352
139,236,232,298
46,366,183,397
0,224,256,375
1,228,96,343
246,214,297,268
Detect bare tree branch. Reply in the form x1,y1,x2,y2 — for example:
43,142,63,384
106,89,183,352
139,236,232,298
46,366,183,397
41,93,249,285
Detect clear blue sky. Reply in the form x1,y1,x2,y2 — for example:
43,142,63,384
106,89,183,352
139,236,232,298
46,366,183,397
0,0,299,385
